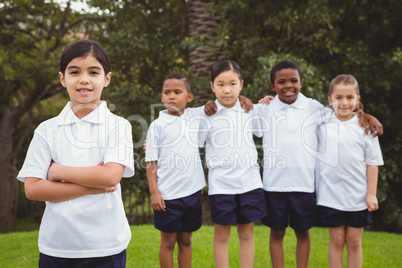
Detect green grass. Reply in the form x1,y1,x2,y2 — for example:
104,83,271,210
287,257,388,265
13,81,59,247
1,225,401,267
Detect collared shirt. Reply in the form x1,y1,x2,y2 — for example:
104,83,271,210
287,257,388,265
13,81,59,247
145,107,206,200
17,101,134,258
316,114,384,211
254,93,325,192
201,99,263,195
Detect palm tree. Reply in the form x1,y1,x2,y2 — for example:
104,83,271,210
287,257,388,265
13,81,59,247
187,0,222,106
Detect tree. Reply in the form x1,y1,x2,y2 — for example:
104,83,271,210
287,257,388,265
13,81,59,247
186,0,221,105
0,0,104,228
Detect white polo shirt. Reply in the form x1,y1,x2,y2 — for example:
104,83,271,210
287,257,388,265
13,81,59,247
316,113,384,211
145,108,206,200
201,99,263,195
254,93,325,193
17,101,134,258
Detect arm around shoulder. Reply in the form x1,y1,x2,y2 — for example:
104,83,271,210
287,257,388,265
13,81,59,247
365,114,383,137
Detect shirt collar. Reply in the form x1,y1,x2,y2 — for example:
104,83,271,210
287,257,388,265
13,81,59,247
158,109,188,122
332,113,359,124
215,98,242,113
273,92,307,110
56,101,108,125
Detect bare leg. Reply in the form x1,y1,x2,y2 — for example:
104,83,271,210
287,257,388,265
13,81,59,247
177,231,192,268
159,231,177,268
294,229,310,268
328,226,346,268
270,228,286,268
237,222,255,268
213,224,231,268
345,226,364,268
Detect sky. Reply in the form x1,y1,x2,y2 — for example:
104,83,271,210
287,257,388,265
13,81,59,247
52,0,99,13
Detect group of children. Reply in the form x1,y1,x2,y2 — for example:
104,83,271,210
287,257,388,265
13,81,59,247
17,39,383,268
145,58,383,268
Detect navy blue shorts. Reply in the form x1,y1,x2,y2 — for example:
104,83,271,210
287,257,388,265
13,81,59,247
154,190,202,233
318,206,372,228
261,191,316,231
209,188,267,225
39,250,126,268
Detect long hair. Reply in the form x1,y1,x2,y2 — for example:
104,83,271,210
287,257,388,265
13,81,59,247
329,74,369,134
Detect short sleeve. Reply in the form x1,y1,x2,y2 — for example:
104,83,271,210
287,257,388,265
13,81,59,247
250,109,264,138
104,118,135,177
186,106,206,117
145,121,160,162
17,124,52,182
364,135,384,166
186,106,209,147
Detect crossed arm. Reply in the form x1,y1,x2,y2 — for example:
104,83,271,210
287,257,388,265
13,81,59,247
24,162,124,202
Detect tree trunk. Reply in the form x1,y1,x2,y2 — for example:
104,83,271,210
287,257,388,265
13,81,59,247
187,0,221,106
0,108,18,228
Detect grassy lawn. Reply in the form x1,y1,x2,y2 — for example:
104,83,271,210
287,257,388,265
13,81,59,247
1,225,401,267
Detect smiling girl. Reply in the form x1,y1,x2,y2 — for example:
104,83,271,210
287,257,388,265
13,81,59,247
316,74,384,268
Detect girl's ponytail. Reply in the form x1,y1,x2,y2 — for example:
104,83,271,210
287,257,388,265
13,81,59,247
355,100,370,134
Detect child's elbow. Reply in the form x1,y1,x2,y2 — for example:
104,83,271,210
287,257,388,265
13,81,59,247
24,178,40,201
105,176,122,187
25,186,39,201
103,163,125,187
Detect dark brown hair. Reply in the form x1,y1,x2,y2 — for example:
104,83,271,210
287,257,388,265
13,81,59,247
163,73,191,92
60,40,111,75
211,60,242,83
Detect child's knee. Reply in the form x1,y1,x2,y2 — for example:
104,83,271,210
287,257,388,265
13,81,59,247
238,231,254,242
177,234,192,248
161,237,177,251
346,237,362,251
294,230,309,241
270,229,286,240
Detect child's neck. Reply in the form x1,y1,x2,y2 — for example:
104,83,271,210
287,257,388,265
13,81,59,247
218,99,237,109
167,108,186,117
335,113,354,122
72,102,100,119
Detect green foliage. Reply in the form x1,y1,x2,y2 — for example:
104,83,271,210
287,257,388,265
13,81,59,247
1,226,402,267
3,0,401,232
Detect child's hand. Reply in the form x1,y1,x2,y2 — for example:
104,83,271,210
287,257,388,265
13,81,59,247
204,100,217,116
366,194,379,211
258,95,274,105
238,95,253,113
143,140,147,153
151,191,166,212
367,116,383,137
88,186,117,195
